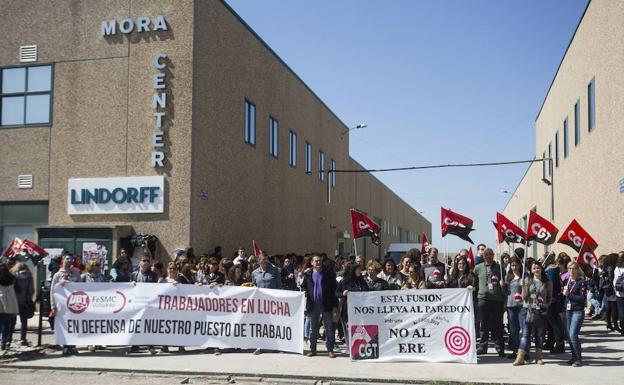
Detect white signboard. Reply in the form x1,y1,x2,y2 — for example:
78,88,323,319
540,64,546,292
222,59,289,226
347,289,477,364
68,176,164,215
54,283,304,354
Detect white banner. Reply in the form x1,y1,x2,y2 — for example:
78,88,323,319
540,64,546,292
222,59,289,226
54,283,304,354
347,289,477,364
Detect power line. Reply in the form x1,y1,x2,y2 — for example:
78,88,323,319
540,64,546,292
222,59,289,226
331,158,548,173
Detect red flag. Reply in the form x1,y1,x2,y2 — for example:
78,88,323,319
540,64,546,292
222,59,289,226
441,207,475,244
21,239,47,256
421,233,429,254
466,247,475,270
495,212,528,244
350,209,381,246
557,219,598,252
252,240,262,257
1,237,23,257
577,239,598,269
527,210,558,245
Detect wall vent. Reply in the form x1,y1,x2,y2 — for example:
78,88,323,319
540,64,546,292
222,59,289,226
18,174,33,189
19,45,37,62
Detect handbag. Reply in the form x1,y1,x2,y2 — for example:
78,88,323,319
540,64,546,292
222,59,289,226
23,299,36,319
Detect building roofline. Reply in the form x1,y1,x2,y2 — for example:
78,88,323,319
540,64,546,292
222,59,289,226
219,0,351,132
535,0,591,122
349,156,430,227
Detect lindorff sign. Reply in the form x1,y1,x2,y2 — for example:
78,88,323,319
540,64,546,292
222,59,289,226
68,176,165,215
101,16,168,36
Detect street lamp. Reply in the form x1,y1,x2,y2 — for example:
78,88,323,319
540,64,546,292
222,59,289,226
340,123,367,138
501,190,518,199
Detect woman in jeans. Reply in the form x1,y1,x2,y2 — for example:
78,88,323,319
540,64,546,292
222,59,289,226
564,261,587,367
513,261,552,366
505,256,523,359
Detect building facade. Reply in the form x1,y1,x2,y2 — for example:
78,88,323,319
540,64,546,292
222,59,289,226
502,0,624,258
0,0,430,265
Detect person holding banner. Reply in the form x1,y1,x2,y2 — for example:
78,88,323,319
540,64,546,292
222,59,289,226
513,261,552,366
50,254,81,356
564,262,588,367
401,260,425,290
474,248,505,357
366,261,390,291
301,255,338,358
379,258,403,289
336,262,369,349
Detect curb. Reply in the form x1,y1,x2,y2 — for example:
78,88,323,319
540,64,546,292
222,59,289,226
0,364,533,385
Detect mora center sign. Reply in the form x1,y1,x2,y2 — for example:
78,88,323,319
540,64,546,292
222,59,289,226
68,176,165,215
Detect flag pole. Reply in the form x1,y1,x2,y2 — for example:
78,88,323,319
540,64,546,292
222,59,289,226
353,238,358,257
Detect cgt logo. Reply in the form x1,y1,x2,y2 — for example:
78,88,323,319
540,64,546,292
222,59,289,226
350,325,379,360
444,218,466,228
67,291,90,314
358,220,371,230
567,229,584,248
531,223,552,242
91,291,127,314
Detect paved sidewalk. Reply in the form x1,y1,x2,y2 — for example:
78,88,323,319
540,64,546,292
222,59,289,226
2,317,623,384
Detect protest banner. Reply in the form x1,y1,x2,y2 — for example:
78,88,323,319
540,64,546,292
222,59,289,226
347,289,477,364
54,283,304,354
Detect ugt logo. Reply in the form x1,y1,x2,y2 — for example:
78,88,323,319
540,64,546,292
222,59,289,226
350,325,379,360
67,291,90,314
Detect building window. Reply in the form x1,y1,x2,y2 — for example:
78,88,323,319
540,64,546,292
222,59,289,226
563,118,569,159
588,78,595,132
547,143,552,177
574,101,580,146
244,100,255,146
269,117,278,158
555,132,559,168
330,159,336,187
542,151,546,179
305,142,312,175
1,64,53,126
318,151,325,182
288,130,297,167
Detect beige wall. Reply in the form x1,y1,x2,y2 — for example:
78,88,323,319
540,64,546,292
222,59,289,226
503,0,624,257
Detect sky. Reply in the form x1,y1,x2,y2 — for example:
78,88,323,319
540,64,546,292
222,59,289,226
226,0,589,252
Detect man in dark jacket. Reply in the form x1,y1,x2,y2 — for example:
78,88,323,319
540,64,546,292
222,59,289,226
301,254,337,358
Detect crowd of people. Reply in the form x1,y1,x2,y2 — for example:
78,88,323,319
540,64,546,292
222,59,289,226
1,243,623,366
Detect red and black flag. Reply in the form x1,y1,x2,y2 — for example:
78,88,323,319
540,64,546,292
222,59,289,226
421,233,430,254
466,247,475,270
252,240,262,257
557,219,598,252
577,239,598,269
2,238,47,257
350,209,382,246
526,210,558,245
495,212,528,245
441,207,475,244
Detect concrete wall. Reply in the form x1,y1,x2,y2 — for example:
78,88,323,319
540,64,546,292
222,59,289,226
190,0,429,258
0,0,196,259
503,0,624,256
1,0,430,260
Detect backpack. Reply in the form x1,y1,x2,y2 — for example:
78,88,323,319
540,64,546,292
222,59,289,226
615,269,624,293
